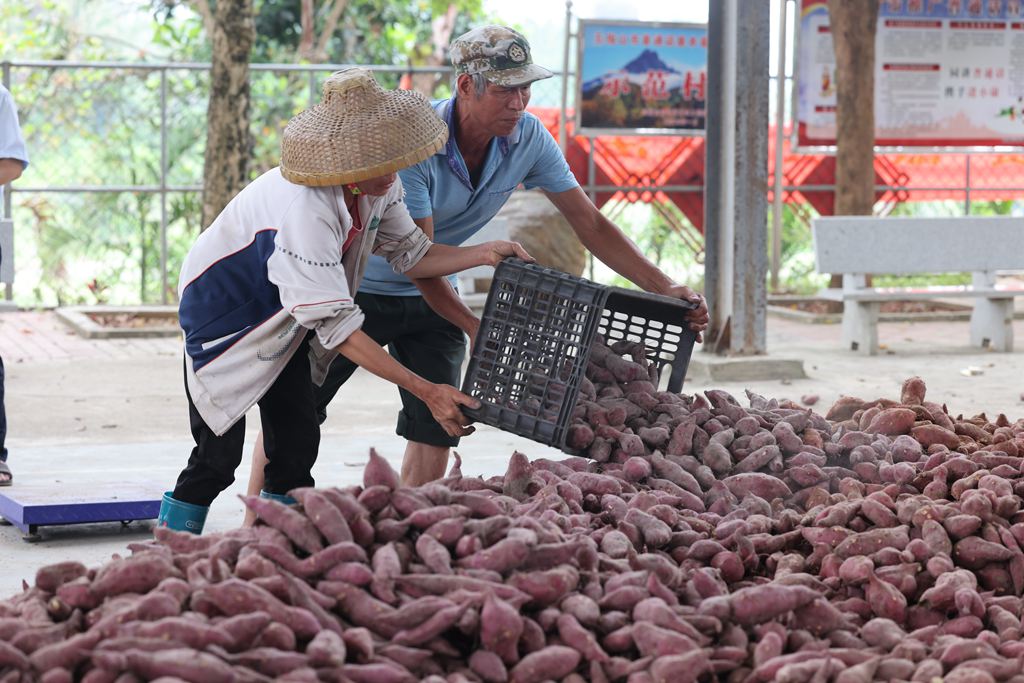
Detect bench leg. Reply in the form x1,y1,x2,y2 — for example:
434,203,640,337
970,299,1014,352
841,301,880,355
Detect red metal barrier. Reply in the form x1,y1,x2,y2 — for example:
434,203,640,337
530,106,1024,234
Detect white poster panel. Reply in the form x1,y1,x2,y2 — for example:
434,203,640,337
797,0,1024,147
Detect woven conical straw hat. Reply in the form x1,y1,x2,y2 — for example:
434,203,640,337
281,68,448,186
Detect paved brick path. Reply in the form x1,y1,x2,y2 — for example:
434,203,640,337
0,310,181,363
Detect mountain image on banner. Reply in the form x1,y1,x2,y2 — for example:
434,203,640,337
582,49,683,95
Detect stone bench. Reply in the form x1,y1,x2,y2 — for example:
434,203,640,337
812,216,1024,355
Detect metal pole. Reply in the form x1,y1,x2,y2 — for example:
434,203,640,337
703,0,724,347
2,62,10,220
160,68,169,305
3,62,12,302
559,0,573,154
705,0,769,355
770,0,789,293
732,0,769,354
308,71,317,106
587,135,595,280
965,153,972,216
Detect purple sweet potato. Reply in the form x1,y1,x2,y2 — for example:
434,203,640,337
469,650,508,683
509,566,579,607
481,593,524,665
954,537,1015,568
623,508,672,548
317,582,397,640
297,489,353,545
394,574,529,604
357,484,391,513
415,533,453,575
631,621,700,658
509,645,581,683
34,562,88,594
94,648,237,682
321,489,375,547
240,495,324,554
216,612,273,652
502,452,533,501
393,601,470,646
722,473,792,501
199,579,320,639
457,538,530,574
567,423,596,451
370,542,402,604
866,572,907,623
912,424,962,450
901,376,927,405
91,555,178,598
700,584,819,625
305,630,346,668
364,447,400,489
0,640,29,670
648,649,712,683
116,617,231,651
866,408,917,436
555,613,609,662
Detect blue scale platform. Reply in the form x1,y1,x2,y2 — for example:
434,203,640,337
0,483,163,538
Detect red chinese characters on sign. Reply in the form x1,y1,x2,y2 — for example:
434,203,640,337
600,75,632,98
682,71,707,100
642,71,670,100
594,30,703,51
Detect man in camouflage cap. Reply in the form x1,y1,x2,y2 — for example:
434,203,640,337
449,26,553,88
246,25,710,494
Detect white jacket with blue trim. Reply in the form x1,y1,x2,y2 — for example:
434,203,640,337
178,168,430,435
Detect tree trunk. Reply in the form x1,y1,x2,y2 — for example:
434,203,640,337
826,0,878,286
201,0,255,229
410,4,459,96
299,0,316,61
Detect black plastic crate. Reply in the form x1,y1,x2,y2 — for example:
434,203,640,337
461,258,698,454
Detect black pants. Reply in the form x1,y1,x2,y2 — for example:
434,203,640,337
0,355,7,462
173,333,320,507
315,291,466,448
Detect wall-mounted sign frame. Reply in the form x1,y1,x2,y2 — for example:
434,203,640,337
576,18,708,136
795,0,1024,149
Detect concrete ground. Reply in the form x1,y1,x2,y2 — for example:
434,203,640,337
3,308,1024,598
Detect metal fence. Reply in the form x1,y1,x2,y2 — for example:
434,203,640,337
1,61,475,306
7,22,1024,306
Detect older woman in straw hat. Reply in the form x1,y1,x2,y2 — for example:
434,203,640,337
158,68,530,534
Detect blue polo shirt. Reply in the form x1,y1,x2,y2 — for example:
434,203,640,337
359,97,579,296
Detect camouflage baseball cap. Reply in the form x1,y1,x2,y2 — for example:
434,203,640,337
449,26,553,87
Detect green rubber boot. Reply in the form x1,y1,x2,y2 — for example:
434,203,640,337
157,492,209,535
259,489,297,506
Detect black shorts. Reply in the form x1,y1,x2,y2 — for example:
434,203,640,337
175,333,320,506
315,291,467,447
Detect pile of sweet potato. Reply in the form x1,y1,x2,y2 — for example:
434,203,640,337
4,341,1024,682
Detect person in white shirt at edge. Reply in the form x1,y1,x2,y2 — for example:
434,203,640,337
157,68,532,534
242,26,711,524
0,84,29,488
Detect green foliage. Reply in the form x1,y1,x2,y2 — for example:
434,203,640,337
5,0,498,307
592,201,704,291
150,0,485,66
768,204,829,295
771,199,1015,295
3,1,74,59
